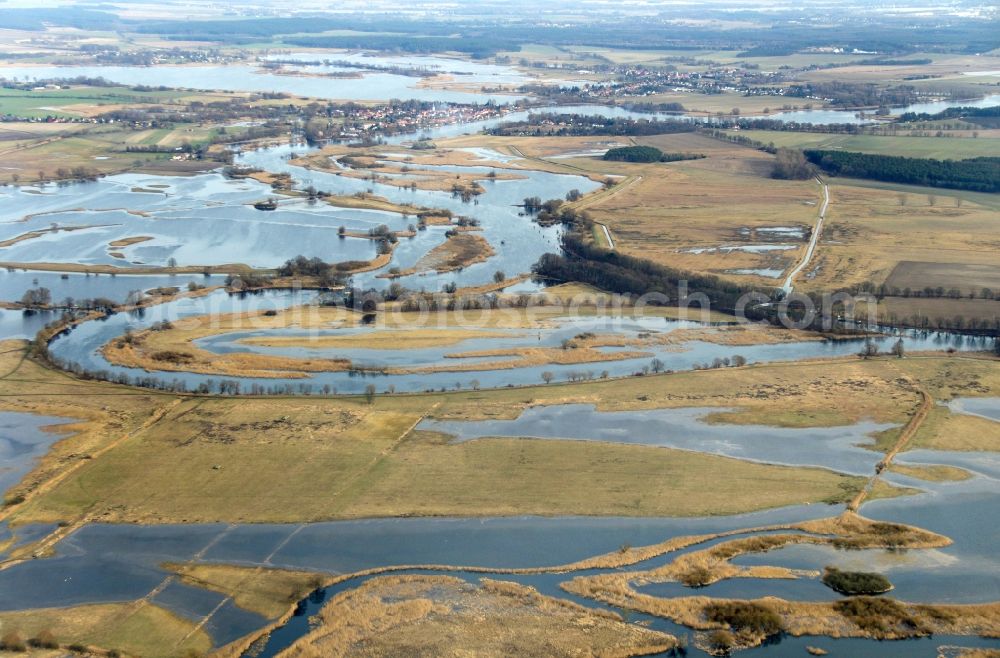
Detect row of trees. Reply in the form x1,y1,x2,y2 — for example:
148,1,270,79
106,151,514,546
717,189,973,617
533,230,770,314
487,114,696,137
804,150,1000,193
898,105,1000,129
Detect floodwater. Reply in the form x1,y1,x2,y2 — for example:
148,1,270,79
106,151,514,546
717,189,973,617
726,268,785,278
0,71,996,656
0,270,228,305
948,397,1000,423
0,411,74,496
0,62,525,104
0,142,595,291
420,403,896,476
46,288,992,394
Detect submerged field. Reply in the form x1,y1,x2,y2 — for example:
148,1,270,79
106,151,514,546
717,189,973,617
0,41,998,656
2,331,998,654
5,338,997,530
1,339,902,525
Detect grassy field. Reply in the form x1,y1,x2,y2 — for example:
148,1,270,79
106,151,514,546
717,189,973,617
442,132,820,285
912,406,1000,452
436,131,999,298
103,301,808,378
0,85,231,119
0,123,221,183
729,131,1000,160
859,296,1000,327
0,602,211,657
884,262,1000,296
6,338,997,529
593,134,818,282
166,562,323,618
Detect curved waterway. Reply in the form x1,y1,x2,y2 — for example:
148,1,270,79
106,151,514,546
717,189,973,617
1,398,998,654
46,288,991,394
0,66,997,657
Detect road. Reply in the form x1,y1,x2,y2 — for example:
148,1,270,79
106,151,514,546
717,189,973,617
596,222,615,249
781,178,829,295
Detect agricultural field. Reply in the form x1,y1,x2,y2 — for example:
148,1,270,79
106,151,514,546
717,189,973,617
0,85,230,119
799,181,1000,295
0,124,214,182
730,130,1000,160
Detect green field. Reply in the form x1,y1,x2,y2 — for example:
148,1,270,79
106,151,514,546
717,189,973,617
730,130,1000,160
0,85,216,118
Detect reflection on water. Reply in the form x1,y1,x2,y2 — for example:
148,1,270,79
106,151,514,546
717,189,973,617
948,397,1000,423
0,411,74,495
420,403,896,475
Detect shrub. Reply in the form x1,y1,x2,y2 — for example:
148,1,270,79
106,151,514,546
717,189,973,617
833,596,929,636
3,494,25,507
706,629,735,653
821,566,892,595
150,350,195,363
704,601,783,637
0,631,26,651
29,630,58,649
679,566,713,587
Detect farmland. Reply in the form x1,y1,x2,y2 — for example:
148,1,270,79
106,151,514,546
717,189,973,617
729,131,1000,160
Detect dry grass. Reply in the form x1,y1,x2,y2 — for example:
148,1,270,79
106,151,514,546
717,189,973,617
280,574,676,658
10,395,421,524
857,296,1000,327
800,182,1000,294
0,260,257,275
0,602,211,657
98,303,813,378
559,513,976,650
242,327,512,350
911,405,1000,452
380,232,495,277
885,262,1000,297
6,342,989,529
331,430,877,519
888,463,973,482
107,235,153,248
165,562,323,618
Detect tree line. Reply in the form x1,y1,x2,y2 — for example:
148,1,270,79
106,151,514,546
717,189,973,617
804,150,1000,193
486,114,696,137
602,145,706,163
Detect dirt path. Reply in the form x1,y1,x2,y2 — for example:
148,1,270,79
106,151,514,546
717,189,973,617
567,174,642,213
847,378,931,512
781,178,829,295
